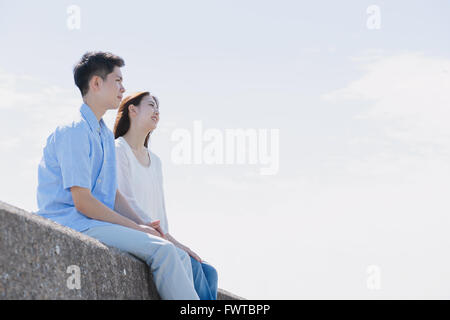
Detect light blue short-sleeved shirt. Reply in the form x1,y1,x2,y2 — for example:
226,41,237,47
35,103,117,232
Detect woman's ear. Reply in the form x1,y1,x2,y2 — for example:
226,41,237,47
128,104,137,117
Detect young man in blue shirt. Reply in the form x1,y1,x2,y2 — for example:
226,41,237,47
36,51,199,300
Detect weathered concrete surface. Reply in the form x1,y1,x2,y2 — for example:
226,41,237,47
0,201,243,300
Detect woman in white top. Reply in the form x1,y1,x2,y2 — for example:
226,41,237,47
113,91,218,300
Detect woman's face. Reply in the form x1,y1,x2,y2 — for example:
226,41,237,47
132,94,159,132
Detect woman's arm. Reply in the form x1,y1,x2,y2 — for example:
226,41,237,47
114,189,146,225
115,190,165,237
165,233,202,262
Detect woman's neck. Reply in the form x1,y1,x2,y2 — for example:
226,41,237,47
123,127,148,151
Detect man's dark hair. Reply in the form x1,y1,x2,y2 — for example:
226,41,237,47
73,51,125,96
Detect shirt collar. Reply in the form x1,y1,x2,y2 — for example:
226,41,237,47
80,103,103,133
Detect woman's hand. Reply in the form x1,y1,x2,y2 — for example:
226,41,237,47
164,233,202,263
144,220,166,239
137,224,164,238
184,246,202,263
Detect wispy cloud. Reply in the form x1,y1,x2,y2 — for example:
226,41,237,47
322,52,450,182
324,52,450,150
0,68,80,211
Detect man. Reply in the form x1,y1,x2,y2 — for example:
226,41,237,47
36,51,199,300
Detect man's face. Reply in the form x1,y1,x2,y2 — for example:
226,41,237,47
99,66,125,110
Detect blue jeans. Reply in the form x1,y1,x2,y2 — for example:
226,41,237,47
82,224,199,300
190,257,218,300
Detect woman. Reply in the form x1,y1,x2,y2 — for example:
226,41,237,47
113,91,218,300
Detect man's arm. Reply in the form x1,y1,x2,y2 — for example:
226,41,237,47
71,186,160,237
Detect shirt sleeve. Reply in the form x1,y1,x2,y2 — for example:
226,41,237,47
54,126,92,190
115,144,151,223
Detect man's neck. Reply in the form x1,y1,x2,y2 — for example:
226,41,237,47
83,96,106,121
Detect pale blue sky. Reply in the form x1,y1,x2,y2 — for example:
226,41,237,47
1,1,450,298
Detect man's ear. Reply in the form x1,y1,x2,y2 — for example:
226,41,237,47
89,75,103,93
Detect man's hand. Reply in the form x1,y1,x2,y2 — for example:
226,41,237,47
145,220,166,239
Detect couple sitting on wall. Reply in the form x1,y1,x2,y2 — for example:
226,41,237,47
35,51,218,300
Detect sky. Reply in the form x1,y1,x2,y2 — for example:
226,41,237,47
1,0,450,299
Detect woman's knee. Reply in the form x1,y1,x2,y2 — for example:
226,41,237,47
202,263,218,281
190,256,202,273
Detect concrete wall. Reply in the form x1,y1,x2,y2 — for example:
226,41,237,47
0,201,242,300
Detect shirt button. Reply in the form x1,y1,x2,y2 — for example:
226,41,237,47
98,178,102,183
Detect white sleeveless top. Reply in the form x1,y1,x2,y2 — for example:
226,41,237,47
115,136,169,234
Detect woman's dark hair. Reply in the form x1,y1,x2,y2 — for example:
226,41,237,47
114,91,159,148
73,51,125,96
